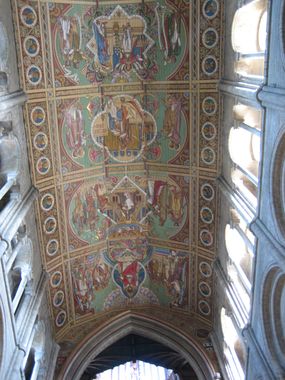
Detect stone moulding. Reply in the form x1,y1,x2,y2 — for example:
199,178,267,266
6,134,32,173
59,311,219,380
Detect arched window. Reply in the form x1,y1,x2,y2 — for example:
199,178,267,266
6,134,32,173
22,321,45,380
5,232,33,315
233,104,262,131
232,0,267,54
229,128,260,175
0,72,8,94
229,104,262,207
220,308,246,380
225,221,253,313
0,126,20,217
234,57,265,78
231,0,267,78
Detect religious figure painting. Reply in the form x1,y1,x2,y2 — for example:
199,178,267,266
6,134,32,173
59,15,83,69
49,1,188,86
147,248,189,308
67,175,149,247
141,92,189,165
71,252,112,316
88,6,155,80
155,4,182,65
162,94,183,150
60,98,104,172
68,181,111,246
104,238,152,299
147,176,188,240
91,95,157,163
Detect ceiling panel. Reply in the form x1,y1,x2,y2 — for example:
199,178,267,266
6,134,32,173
12,0,222,352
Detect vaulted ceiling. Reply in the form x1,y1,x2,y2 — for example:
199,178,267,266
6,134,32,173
12,0,222,374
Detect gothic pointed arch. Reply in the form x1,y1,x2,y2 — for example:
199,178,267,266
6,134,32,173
59,312,218,380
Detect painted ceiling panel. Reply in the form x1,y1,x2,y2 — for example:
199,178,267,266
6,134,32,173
12,0,222,358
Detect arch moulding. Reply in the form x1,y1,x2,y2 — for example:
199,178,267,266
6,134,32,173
59,311,218,380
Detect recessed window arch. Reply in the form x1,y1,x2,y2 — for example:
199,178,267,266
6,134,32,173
0,72,8,90
233,104,262,131
272,130,285,245
234,57,265,78
231,0,267,54
220,307,246,380
6,234,33,315
225,225,253,283
225,226,252,313
22,320,45,380
229,128,260,174
0,127,20,214
231,0,268,78
229,103,262,207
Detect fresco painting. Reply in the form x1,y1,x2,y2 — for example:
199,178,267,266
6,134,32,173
70,245,189,315
143,92,189,163
146,248,189,308
147,176,188,240
91,95,157,163
50,1,188,86
13,0,222,333
59,92,189,174
67,174,188,247
59,98,104,172
104,238,152,299
67,175,149,246
71,251,112,315
68,181,110,245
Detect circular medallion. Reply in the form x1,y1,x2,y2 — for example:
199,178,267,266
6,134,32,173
202,0,219,20
24,36,40,57
202,28,218,48
55,310,66,327
53,290,64,307
20,6,37,27
200,229,213,247
202,56,218,76
199,261,213,277
184,73,190,81
201,183,215,201
40,193,54,211
46,239,59,256
200,207,214,224
201,147,216,165
202,122,216,141
26,65,42,86
43,216,57,235
202,96,217,115
198,300,211,316
199,281,212,297
31,106,45,126
50,271,62,287
36,156,50,175
33,132,48,151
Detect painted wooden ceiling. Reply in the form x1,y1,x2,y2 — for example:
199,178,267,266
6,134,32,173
12,0,222,369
